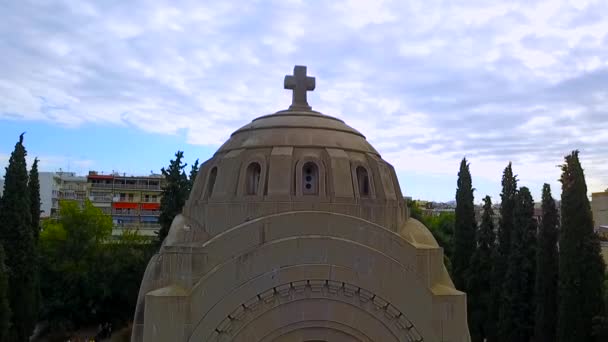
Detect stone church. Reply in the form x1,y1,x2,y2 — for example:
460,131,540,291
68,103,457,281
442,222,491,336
132,66,470,342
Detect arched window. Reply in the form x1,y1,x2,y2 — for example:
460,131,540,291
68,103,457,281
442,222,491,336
302,162,319,195
356,166,370,197
245,162,261,195
207,167,217,197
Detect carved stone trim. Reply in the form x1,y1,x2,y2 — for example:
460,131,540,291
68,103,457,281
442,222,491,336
210,279,424,342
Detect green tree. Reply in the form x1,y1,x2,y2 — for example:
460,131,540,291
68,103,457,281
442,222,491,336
156,151,190,246
453,158,476,291
94,230,154,325
39,200,112,330
467,196,496,342
425,212,455,274
28,157,41,326
407,199,424,221
39,200,154,334
0,244,10,342
488,162,518,341
534,183,559,342
591,273,608,340
189,158,200,193
558,151,606,342
499,186,537,341
28,158,41,240
0,133,36,341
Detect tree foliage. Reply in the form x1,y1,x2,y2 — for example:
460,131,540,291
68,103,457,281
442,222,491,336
499,186,537,342
29,158,41,240
0,133,37,341
467,196,496,342
453,158,476,291
425,212,455,273
488,162,518,342
156,151,190,246
534,183,559,342
0,244,10,342
28,157,41,328
39,200,153,331
558,150,606,342
189,158,200,193
39,200,112,329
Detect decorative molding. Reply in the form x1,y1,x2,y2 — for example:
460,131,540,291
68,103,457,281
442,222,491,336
211,279,424,342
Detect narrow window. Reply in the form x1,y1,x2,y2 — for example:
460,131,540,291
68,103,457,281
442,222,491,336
302,162,319,195
207,167,218,197
246,162,262,195
357,166,370,197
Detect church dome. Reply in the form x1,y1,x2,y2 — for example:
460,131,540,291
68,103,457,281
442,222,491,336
132,65,470,342
217,109,379,156
182,66,407,235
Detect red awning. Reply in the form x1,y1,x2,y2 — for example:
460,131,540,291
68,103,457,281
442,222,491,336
112,202,139,209
141,203,160,210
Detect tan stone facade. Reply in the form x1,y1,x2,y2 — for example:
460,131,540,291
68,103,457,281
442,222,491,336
591,190,608,264
132,66,470,342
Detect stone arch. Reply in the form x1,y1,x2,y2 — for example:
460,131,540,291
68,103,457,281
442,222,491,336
302,161,319,195
260,320,374,342
236,155,267,199
356,166,371,197
350,161,376,200
245,162,261,195
203,166,218,200
179,212,467,342
204,279,424,342
294,157,327,199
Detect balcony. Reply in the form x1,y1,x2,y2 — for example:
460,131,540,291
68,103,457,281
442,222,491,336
62,184,87,191
89,196,113,202
113,183,162,191
140,210,160,216
113,197,141,203
112,209,139,216
90,183,113,189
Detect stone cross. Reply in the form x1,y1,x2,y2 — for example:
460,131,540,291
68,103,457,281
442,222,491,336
284,65,315,110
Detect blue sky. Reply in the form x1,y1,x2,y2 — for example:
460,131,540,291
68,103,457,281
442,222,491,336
1,0,607,203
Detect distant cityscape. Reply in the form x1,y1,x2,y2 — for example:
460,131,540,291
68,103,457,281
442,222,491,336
1,170,164,236
1,173,607,242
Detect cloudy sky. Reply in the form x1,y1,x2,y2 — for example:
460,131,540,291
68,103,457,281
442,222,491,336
1,0,607,202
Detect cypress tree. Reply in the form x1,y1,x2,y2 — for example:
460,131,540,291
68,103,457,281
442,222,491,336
156,151,189,246
499,186,537,341
558,150,606,342
28,158,41,240
489,162,518,341
498,163,518,261
467,195,496,342
188,158,200,193
28,158,41,331
0,244,10,342
0,133,36,341
453,157,477,291
534,183,559,342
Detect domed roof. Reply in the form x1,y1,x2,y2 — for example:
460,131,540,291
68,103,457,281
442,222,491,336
182,65,406,234
216,65,379,156
216,108,380,155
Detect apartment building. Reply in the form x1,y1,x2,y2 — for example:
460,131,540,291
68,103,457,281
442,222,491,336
87,171,163,236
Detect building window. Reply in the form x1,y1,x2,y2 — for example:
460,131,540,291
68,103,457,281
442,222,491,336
356,166,370,197
302,162,319,195
245,162,262,195
207,167,218,197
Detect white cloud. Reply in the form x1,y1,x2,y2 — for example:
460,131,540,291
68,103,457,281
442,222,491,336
1,0,607,200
